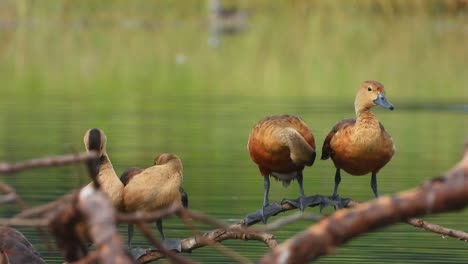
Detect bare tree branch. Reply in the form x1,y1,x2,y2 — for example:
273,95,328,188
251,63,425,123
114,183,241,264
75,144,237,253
0,218,49,226
0,151,98,174
117,205,277,263
136,222,196,264
405,217,468,241
77,186,134,264
260,146,468,264
0,182,26,209
137,222,277,264
15,193,74,219
346,200,468,241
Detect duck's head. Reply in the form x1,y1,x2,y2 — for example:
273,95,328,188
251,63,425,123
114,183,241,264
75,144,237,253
83,128,107,156
154,153,181,165
355,80,394,113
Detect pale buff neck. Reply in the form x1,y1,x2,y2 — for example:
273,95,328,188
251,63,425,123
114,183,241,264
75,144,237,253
354,96,379,127
98,153,117,178
352,109,381,143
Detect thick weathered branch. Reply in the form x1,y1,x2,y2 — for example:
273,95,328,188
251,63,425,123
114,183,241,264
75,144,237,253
0,151,98,174
77,186,134,264
261,146,468,263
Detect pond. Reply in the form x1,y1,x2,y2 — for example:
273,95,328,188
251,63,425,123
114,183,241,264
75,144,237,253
0,93,467,263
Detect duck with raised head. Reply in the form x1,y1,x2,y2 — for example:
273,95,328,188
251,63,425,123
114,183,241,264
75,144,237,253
321,80,395,203
83,128,124,210
122,153,184,247
248,115,317,223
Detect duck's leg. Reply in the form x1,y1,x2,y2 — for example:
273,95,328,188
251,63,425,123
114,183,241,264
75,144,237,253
296,171,306,212
282,171,322,211
320,168,346,210
127,224,134,248
332,168,341,197
127,223,151,260
371,172,379,198
156,219,165,240
261,176,270,223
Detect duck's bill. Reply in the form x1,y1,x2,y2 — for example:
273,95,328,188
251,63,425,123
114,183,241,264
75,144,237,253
374,93,395,110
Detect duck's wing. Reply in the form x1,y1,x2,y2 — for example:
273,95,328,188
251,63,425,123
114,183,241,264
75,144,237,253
120,168,144,185
321,118,356,160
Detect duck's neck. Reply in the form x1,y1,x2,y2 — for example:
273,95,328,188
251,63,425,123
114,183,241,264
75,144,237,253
353,108,381,141
98,153,117,179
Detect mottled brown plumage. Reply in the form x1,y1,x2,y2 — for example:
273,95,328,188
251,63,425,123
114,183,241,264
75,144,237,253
248,114,316,222
321,80,395,199
122,153,184,245
83,128,124,210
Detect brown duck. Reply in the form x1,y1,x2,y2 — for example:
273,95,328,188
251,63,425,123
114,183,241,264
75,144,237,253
83,128,124,209
248,115,316,222
322,80,395,201
121,153,184,247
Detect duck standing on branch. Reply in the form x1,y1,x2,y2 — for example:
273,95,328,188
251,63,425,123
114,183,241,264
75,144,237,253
83,128,124,209
121,153,185,248
248,115,317,223
321,80,395,206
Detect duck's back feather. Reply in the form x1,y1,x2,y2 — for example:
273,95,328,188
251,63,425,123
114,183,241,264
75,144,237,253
120,168,144,186
248,115,315,175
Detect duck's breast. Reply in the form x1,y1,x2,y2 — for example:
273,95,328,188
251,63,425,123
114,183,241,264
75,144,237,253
331,124,394,175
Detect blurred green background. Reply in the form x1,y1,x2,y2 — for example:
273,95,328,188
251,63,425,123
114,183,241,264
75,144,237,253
0,0,467,263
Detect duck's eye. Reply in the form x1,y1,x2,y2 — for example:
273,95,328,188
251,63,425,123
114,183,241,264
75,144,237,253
367,87,372,91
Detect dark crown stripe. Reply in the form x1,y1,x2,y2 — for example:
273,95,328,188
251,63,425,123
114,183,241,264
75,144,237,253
88,128,102,151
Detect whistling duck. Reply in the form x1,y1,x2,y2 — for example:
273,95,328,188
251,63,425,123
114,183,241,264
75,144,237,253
122,153,184,247
248,115,316,222
0,227,45,264
321,80,395,202
83,128,124,209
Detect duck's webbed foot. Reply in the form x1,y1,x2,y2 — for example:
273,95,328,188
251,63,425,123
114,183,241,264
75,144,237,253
129,247,148,260
245,203,283,225
319,195,351,211
129,240,182,260
149,239,182,252
282,194,323,210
